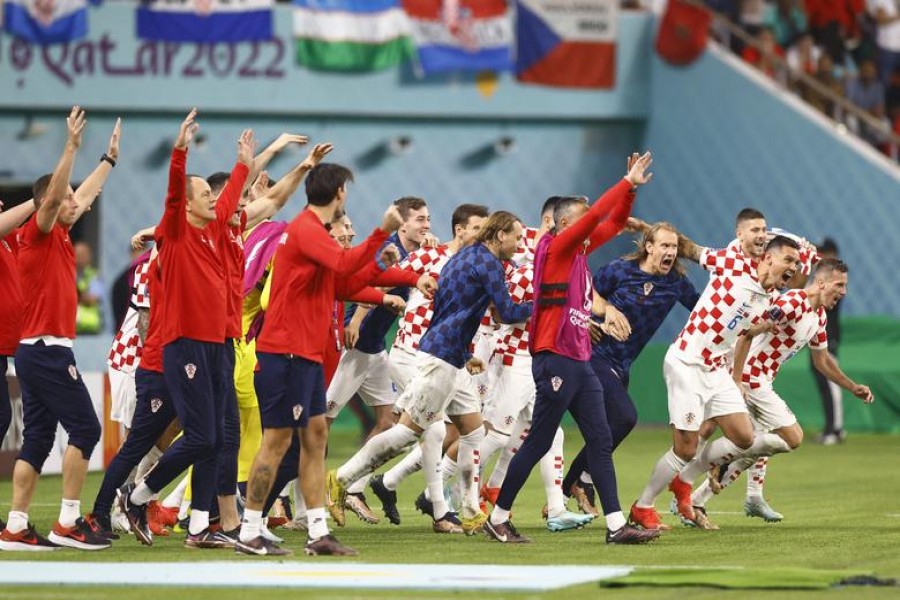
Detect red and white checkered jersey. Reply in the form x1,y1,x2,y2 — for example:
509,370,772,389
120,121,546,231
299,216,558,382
393,245,453,352
494,263,534,366
510,226,539,266
672,247,774,370
742,289,828,388
107,260,152,373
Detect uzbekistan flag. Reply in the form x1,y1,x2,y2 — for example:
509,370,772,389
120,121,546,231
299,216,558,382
3,0,91,45
136,0,274,43
516,0,618,88
403,0,513,75
293,0,413,72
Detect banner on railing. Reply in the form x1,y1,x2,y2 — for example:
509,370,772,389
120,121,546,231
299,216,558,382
2,0,92,45
136,0,274,43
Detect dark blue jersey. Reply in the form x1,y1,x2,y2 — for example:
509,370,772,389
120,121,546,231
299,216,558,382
420,243,532,369
347,232,411,354
592,258,699,378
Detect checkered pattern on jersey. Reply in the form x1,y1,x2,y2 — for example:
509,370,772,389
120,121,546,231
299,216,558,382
495,263,534,365
394,245,452,351
349,233,412,354
592,259,699,378
510,226,539,266
420,243,533,369
727,236,819,276
743,290,828,387
675,247,770,369
107,260,152,371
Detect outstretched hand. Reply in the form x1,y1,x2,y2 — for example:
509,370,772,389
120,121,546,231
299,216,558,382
175,108,199,149
238,129,258,166
66,106,87,149
107,118,122,161
625,151,653,187
301,143,334,170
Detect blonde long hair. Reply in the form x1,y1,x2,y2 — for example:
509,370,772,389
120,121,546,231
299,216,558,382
623,221,686,276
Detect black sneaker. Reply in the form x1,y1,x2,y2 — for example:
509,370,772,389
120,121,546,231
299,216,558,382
235,534,292,556
304,534,358,556
0,523,60,551
116,484,152,546
184,528,228,549
369,475,400,525
606,523,661,545
84,512,120,541
48,518,112,551
211,527,240,548
414,491,434,519
484,519,530,544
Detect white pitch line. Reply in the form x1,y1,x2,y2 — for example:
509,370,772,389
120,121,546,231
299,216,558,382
885,514,900,518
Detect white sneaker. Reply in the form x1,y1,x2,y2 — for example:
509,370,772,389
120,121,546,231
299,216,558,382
111,506,131,533
546,510,595,532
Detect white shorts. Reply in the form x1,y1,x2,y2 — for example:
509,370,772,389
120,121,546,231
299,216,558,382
388,346,419,395
483,359,534,435
108,366,137,428
397,353,481,430
664,348,748,432
470,332,497,404
325,348,396,419
745,384,798,431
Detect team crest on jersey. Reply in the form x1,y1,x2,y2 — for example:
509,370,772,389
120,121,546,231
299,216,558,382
184,363,197,380
68,365,78,380
504,415,515,426
644,282,654,296
150,398,163,413
684,412,696,426
551,376,563,392
478,383,488,398
293,404,303,421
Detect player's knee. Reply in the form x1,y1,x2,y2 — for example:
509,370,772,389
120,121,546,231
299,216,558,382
19,437,53,473
68,418,102,459
732,430,754,450
784,427,803,449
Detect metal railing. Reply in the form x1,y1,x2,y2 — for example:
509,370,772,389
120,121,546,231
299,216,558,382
688,0,900,160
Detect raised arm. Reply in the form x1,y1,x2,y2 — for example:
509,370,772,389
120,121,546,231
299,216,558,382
247,133,309,187
37,106,85,233
159,109,198,238
214,129,255,225
0,199,36,238
811,349,874,403
300,205,402,276
244,143,333,230
72,118,121,222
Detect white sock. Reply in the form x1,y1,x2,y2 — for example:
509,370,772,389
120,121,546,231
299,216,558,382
579,471,593,485
178,498,191,521
422,421,449,518
542,428,566,518
636,449,686,507
188,509,209,535
479,429,509,476
747,457,769,498
457,427,485,518
59,499,80,528
488,416,528,488
307,507,328,540
605,510,626,532
292,480,307,519
162,475,188,508
347,474,371,495
691,479,715,508
490,506,510,526
7,511,28,533
679,437,743,484
279,481,292,497
336,424,419,487
440,454,458,483
130,481,154,506
240,509,262,542
135,446,163,482
747,433,792,458
383,445,422,491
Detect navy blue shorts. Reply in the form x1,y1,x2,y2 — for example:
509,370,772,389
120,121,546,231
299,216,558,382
14,341,101,470
254,352,326,429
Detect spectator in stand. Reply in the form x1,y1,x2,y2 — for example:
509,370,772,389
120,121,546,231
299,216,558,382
787,32,823,76
869,0,900,91
765,0,808,48
846,59,889,143
74,241,104,335
801,53,845,118
743,27,786,79
806,0,866,64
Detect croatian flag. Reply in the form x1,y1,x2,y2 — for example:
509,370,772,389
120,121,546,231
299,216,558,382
2,0,91,45
403,0,513,74
136,0,274,43
516,0,618,88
